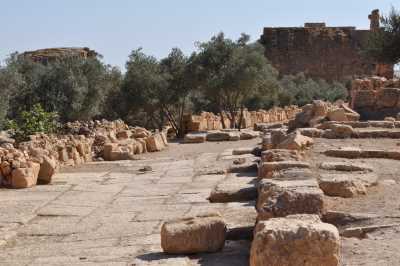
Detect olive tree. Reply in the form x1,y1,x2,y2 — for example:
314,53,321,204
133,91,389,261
190,32,280,129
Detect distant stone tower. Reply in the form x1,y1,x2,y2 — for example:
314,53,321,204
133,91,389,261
369,9,380,32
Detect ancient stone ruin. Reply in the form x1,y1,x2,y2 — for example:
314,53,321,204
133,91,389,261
260,9,394,80
21,47,98,64
351,76,400,120
0,120,168,189
183,106,301,143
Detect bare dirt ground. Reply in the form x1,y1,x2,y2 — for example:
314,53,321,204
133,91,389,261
309,138,400,266
2,136,400,265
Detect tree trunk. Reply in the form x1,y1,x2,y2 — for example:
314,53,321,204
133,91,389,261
219,111,226,129
238,106,244,131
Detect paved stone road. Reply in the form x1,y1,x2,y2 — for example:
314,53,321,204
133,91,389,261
0,141,258,266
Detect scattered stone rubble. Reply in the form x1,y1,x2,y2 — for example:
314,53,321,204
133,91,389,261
159,85,400,264
0,120,168,189
289,100,360,131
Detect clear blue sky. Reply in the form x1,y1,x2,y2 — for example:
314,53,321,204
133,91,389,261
1,0,398,70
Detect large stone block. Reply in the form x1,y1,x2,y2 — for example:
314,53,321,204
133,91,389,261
11,166,39,189
377,88,400,108
38,156,57,184
161,213,226,254
258,161,310,178
277,131,314,151
184,132,207,143
250,215,340,266
257,179,325,220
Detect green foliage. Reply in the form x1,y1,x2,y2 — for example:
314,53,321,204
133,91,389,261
0,32,350,136
118,48,168,128
365,7,400,64
6,104,59,141
118,48,192,137
278,73,348,106
1,53,121,123
190,32,281,128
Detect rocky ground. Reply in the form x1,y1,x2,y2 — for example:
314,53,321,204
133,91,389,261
1,136,400,265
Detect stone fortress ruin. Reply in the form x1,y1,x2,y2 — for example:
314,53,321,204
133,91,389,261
21,47,98,64
260,9,394,81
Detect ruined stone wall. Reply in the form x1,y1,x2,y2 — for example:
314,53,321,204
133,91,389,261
183,106,301,132
0,120,168,189
351,77,400,120
260,10,394,81
22,47,98,64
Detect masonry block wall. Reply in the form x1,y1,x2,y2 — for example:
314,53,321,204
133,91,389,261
260,10,394,81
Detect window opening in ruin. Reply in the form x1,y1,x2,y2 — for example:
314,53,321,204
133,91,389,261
395,64,400,78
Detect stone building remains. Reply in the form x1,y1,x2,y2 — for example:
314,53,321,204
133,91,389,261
21,47,97,64
260,9,394,81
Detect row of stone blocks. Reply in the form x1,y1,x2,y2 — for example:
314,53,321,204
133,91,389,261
252,147,341,265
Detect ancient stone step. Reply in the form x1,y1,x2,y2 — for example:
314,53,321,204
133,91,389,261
324,147,400,160
319,162,373,172
322,211,378,227
261,149,302,162
256,179,325,220
208,175,258,203
258,161,311,178
183,132,207,143
318,173,378,198
340,223,400,239
268,168,316,181
206,131,240,142
250,215,340,266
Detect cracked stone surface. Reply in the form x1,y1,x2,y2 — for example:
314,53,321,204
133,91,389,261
0,139,258,266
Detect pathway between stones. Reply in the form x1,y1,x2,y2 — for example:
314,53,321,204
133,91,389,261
0,139,259,266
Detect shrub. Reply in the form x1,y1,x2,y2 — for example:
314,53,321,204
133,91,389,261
6,104,59,142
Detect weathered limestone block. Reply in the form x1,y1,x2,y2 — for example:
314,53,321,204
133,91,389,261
257,179,325,220
146,134,166,152
377,88,400,108
11,165,39,189
209,175,258,203
261,149,302,162
353,90,376,108
324,147,362,159
368,120,395,128
38,156,57,184
269,168,316,181
184,132,207,143
327,108,348,122
239,130,260,140
298,128,323,138
319,162,373,172
319,174,367,198
206,131,231,142
116,130,132,139
277,132,314,150
319,173,378,197
250,215,340,266
329,124,354,138
161,213,227,254
258,161,310,178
